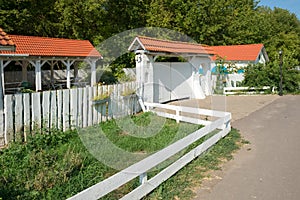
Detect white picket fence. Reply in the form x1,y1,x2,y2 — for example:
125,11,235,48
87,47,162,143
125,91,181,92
0,82,140,146
68,103,231,200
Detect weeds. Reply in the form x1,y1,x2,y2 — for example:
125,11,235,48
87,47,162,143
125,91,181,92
0,113,243,200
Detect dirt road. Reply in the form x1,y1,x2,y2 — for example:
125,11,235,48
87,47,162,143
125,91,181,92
193,95,300,200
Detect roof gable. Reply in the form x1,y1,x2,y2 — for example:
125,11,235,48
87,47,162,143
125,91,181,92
0,34,101,58
209,44,268,62
129,36,214,56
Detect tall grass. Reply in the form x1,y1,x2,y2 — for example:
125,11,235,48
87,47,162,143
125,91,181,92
0,112,243,200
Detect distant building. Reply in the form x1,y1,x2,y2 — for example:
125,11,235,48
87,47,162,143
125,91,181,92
209,44,269,87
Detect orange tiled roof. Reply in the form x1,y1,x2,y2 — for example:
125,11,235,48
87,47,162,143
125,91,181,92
209,44,264,61
132,36,214,55
0,34,101,58
0,28,15,46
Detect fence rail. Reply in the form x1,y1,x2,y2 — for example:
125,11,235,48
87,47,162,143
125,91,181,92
68,103,231,200
223,86,274,95
0,82,140,146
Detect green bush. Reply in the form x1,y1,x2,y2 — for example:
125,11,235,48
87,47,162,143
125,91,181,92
243,53,300,94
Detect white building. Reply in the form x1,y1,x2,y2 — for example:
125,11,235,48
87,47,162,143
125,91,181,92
209,44,269,87
128,36,214,102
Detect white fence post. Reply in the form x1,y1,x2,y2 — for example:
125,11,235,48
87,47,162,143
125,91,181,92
14,94,23,140
139,173,148,185
4,95,14,143
23,93,30,141
50,90,57,129
62,89,70,131
42,91,51,132
31,92,41,132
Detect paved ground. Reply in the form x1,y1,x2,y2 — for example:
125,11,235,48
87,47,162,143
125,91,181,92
171,95,280,122
190,95,300,200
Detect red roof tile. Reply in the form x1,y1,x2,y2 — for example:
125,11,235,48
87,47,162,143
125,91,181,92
209,44,264,61
131,36,214,55
0,34,101,58
0,28,15,47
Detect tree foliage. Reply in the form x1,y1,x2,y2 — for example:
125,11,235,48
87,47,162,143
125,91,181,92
243,51,300,94
1,0,300,88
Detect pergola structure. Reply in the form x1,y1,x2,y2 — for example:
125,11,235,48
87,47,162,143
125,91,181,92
0,29,102,99
128,36,215,102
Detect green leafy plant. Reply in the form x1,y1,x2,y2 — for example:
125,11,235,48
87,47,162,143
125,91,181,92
21,88,34,93
92,90,112,101
121,88,136,96
242,53,300,94
92,93,110,101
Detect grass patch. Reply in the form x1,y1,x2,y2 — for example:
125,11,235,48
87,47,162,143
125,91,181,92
0,112,243,200
143,128,243,200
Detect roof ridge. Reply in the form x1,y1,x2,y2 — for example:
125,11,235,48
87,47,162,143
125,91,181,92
10,34,91,42
137,35,207,47
211,43,264,47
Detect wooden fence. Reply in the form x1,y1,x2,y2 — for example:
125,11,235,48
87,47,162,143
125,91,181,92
223,86,274,95
0,82,140,146
68,103,231,200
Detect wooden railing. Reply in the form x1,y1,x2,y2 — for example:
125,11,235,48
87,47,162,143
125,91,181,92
68,103,231,200
223,86,274,95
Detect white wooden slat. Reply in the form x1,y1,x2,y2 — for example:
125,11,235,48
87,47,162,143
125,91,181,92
87,87,93,126
154,111,212,126
77,88,83,128
82,87,88,128
144,102,231,118
62,89,70,131
23,93,30,141
223,86,271,95
107,85,113,120
0,109,4,146
101,85,107,122
121,127,231,200
0,82,4,145
42,91,50,131
119,84,125,118
70,88,78,129
14,94,23,141
92,86,98,125
57,90,63,130
50,90,57,129
4,95,14,143
31,92,41,132
97,86,103,123
111,84,118,119
68,116,228,200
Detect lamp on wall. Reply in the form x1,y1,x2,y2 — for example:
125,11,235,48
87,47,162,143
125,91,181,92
279,50,283,96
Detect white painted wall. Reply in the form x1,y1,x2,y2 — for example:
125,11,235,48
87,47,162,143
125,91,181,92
152,62,198,102
135,52,214,103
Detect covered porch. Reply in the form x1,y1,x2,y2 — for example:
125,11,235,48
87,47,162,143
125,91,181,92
128,36,215,103
0,33,102,95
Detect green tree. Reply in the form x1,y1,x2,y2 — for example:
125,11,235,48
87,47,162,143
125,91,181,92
243,51,300,94
0,0,61,37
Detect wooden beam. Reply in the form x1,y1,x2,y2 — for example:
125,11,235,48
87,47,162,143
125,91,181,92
87,59,97,86
29,60,47,91
62,60,75,89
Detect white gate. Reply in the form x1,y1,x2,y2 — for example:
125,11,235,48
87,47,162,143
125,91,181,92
153,62,195,103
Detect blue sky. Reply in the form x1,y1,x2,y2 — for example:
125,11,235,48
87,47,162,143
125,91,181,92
258,0,300,19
